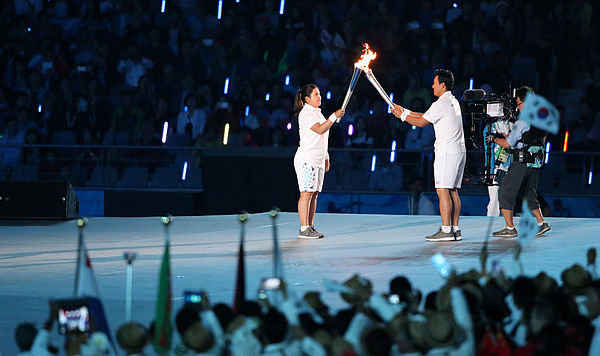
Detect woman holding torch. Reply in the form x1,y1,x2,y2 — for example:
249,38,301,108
293,84,345,239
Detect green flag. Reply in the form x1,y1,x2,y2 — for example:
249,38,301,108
153,237,172,354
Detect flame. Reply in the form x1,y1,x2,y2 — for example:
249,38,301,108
354,43,377,71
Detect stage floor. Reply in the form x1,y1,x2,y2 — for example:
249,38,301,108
1,213,598,354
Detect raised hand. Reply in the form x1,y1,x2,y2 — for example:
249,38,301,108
335,108,346,119
391,104,404,119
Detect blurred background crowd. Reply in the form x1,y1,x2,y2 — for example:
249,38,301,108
13,246,600,355
0,0,599,188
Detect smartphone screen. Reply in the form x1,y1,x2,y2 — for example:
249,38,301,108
184,290,202,303
57,306,90,334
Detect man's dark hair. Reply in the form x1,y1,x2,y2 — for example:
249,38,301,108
15,322,37,351
389,276,412,302
434,69,454,90
511,276,537,310
363,327,393,356
175,305,200,335
261,308,288,344
516,86,534,102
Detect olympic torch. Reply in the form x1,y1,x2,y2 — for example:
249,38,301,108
354,43,394,107
364,68,394,107
341,44,376,110
341,67,362,110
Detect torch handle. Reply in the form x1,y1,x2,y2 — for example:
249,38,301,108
341,68,363,111
341,90,354,110
365,69,394,107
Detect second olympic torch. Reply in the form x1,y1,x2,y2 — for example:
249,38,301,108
364,68,394,107
341,67,362,110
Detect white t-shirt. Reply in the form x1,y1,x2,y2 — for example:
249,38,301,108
295,104,335,167
422,91,466,155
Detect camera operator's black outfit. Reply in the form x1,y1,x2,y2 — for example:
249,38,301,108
498,124,546,210
493,119,551,237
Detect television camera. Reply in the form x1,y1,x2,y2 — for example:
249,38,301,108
461,85,519,186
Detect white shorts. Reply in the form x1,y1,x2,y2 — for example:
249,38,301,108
434,152,466,189
294,159,325,192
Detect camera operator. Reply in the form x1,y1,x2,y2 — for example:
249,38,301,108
488,86,551,238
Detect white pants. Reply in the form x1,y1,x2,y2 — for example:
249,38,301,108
487,185,500,216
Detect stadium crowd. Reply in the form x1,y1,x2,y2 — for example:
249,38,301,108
1,0,599,186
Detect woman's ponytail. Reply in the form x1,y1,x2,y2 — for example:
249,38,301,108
293,83,318,116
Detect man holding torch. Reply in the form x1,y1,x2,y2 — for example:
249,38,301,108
391,69,466,242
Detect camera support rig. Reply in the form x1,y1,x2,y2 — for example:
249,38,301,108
462,84,518,186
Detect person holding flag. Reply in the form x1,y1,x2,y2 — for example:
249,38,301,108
488,86,552,238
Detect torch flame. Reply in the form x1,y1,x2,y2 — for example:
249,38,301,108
354,43,377,71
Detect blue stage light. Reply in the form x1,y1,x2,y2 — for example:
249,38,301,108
162,122,168,143
223,77,229,94
279,0,285,15
181,161,188,180
371,154,377,172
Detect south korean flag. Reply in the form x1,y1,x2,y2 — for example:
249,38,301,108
518,92,560,134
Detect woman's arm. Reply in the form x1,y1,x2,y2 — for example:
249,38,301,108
310,109,345,134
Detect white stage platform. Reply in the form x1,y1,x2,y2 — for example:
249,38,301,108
1,213,598,354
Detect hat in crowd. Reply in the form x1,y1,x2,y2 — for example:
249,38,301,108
482,280,511,322
341,274,373,305
116,321,149,354
226,315,247,334
534,272,559,297
561,264,592,296
423,312,458,348
496,1,508,8
80,332,111,356
387,311,410,337
304,291,329,314
182,321,215,353
330,336,355,356
458,269,481,284
407,317,428,351
436,282,483,312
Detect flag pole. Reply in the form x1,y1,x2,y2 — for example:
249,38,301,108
124,251,137,322
74,217,88,295
232,211,248,313
269,208,283,279
154,215,174,355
